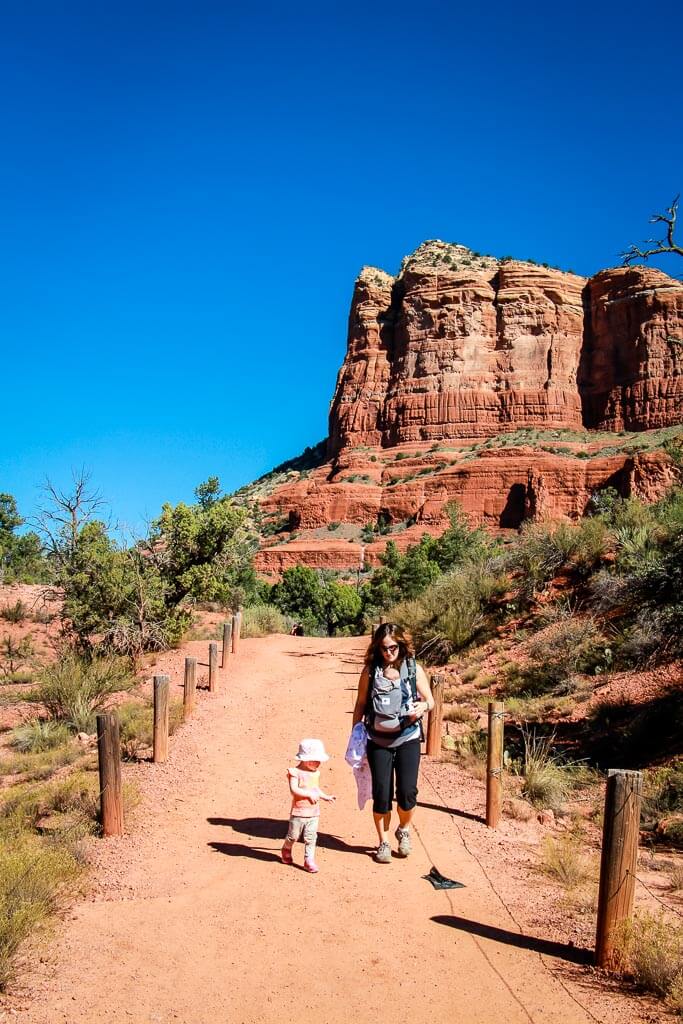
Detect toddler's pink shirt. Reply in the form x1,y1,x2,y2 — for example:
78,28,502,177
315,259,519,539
288,767,320,817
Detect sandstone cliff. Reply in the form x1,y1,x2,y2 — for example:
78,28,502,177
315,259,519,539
253,241,683,575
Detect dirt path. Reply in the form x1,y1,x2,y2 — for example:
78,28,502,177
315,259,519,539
9,636,657,1024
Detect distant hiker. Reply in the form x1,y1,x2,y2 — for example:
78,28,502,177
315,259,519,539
282,738,336,873
351,623,433,864
290,623,304,636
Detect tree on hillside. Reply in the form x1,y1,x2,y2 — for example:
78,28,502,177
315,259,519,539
271,566,362,636
361,503,487,613
621,194,683,265
149,478,259,611
0,493,49,583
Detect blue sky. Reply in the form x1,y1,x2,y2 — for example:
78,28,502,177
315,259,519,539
2,1,681,534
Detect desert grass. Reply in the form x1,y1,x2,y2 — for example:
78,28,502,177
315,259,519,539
0,830,82,989
616,912,683,1014
443,704,472,724
539,835,593,889
0,744,83,782
669,864,683,892
10,719,72,753
517,729,594,812
118,697,183,761
30,655,135,732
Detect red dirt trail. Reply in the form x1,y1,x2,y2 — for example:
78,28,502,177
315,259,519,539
10,636,660,1024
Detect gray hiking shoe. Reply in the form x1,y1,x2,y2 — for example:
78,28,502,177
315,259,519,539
395,827,412,857
375,841,392,864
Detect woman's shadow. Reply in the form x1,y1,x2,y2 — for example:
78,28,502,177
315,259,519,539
207,816,372,861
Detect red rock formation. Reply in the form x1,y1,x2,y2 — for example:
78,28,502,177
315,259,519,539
580,266,683,431
253,243,683,575
255,448,679,575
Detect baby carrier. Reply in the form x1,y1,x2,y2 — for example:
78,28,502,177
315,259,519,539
365,657,419,737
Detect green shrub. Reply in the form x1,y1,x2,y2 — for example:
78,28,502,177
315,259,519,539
327,521,340,532
10,720,72,754
391,558,506,664
504,617,607,697
241,604,291,637
31,656,136,732
508,518,609,602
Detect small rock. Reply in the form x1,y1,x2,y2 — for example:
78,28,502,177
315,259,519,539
537,809,555,826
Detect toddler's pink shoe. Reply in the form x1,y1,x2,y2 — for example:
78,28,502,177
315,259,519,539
304,859,319,873
281,846,293,865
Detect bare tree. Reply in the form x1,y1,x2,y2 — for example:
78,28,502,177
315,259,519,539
35,468,106,566
621,194,683,265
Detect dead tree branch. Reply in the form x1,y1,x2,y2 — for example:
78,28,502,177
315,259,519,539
620,194,683,265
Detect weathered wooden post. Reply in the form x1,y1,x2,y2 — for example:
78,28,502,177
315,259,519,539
97,713,123,836
231,610,242,655
221,620,232,668
208,642,218,692
595,769,643,969
426,673,444,757
183,656,197,718
153,674,170,763
486,701,505,828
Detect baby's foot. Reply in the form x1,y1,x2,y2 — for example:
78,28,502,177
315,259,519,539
281,846,293,865
304,859,319,873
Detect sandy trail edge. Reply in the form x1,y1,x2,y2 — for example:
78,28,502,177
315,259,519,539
6,636,654,1024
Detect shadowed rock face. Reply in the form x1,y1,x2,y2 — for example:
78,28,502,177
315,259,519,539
328,249,682,454
579,266,683,431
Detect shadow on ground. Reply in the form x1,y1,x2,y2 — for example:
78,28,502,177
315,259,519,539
417,800,485,825
431,914,592,965
208,816,372,856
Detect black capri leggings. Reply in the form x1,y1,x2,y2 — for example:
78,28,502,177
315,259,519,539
366,737,421,814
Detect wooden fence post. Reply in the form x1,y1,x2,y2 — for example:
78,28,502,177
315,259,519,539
153,674,170,763
221,620,232,668
486,701,505,828
426,673,444,757
97,713,123,837
595,769,643,970
231,611,242,655
184,656,197,718
208,642,218,692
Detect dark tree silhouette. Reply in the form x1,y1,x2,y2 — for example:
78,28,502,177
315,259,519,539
621,194,682,265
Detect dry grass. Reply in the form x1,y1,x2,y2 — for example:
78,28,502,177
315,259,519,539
31,655,136,732
0,744,82,782
517,729,594,812
539,835,593,889
118,698,183,760
0,831,82,989
615,912,683,1013
443,704,472,724
669,864,683,892
502,797,533,821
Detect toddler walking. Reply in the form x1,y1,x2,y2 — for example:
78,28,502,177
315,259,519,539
282,739,335,873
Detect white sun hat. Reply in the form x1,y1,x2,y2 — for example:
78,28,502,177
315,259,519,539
295,738,330,763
